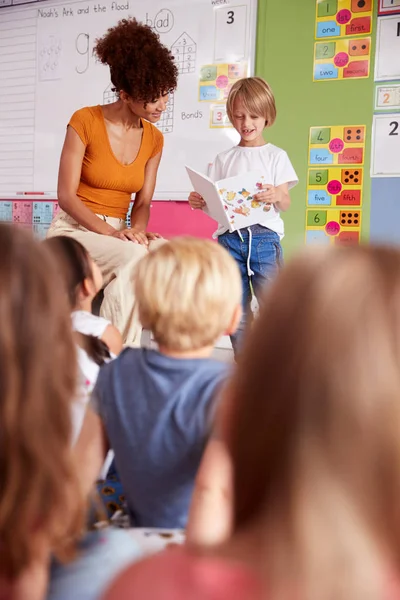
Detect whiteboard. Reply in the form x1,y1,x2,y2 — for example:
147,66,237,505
0,0,257,199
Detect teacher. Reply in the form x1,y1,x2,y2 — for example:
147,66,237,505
47,18,178,346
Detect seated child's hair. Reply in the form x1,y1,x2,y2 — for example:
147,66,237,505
44,236,110,365
134,237,241,351
0,224,83,579
227,245,400,600
226,76,277,127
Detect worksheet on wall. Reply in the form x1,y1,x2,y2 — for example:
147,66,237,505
375,14,400,80
371,114,400,176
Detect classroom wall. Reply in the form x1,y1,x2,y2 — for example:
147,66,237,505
255,0,376,257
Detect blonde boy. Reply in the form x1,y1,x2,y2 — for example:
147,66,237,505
76,237,241,529
189,77,298,356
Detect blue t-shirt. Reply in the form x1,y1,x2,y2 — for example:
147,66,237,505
92,348,229,529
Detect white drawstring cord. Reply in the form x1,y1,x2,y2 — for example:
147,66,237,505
243,227,259,316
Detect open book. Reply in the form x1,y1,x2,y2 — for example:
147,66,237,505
186,166,270,232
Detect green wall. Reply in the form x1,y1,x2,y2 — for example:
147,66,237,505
255,0,376,256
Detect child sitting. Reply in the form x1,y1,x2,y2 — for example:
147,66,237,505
104,244,400,600
76,237,241,529
44,236,122,443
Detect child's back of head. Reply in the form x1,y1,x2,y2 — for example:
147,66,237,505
0,224,83,583
226,244,400,600
134,236,242,352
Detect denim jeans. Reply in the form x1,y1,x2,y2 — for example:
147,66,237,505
218,225,282,357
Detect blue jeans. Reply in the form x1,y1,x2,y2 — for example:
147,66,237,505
218,225,282,356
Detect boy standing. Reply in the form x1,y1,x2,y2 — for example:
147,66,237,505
189,77,298,355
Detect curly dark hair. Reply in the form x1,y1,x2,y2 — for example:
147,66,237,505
95,18,178,103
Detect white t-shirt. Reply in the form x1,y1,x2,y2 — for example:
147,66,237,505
209,143,298,238
71,310,111,444
71,310,110,338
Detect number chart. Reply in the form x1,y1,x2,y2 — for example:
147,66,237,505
199,63,247,102
0,199,60,239
314,36,371,80
316,0,374,39
307,167,364,208
375,83,400,111
209,104,231,129
214,5,249,62
371,114,400,176
171,32,197,75
306,208,362,245
309,124,366,166
378,0,400,15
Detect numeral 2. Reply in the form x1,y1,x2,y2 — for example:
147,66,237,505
389,121,399,136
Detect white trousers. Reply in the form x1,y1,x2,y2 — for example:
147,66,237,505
47,210,164,346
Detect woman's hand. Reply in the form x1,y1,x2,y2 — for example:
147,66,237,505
188,192,206,210
146,231,162,241
110,228,149,245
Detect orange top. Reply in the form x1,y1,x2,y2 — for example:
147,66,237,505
68,105,164,219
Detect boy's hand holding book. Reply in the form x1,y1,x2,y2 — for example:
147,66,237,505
253,183,277,205
188,192,206,210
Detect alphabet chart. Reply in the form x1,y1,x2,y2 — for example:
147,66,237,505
316,0,374,38
307,167,364,207
309,125,366,166
313,36,371,80
198,63,247,102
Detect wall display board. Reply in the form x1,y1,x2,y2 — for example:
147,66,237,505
307,166,363,207
306,124,365,245
371,113,400,176
316,0,374,39
374,83,400,111
306,208,362,245
375,14,400,80
0,196,59,239
378,0,400,15
308,124,366,165
0,0,257,199
313,36,371,80
371,1,400,179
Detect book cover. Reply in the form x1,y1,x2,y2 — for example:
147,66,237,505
186,166,270,232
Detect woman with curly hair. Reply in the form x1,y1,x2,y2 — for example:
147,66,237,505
48,18,178,346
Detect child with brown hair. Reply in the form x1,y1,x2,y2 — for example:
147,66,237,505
0,225,139,600
76,237,241,530
44,236,122,443
189,77,298,354
104,245,400,600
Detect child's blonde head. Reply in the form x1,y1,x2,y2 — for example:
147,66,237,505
226,76,277,128
134,237,241,351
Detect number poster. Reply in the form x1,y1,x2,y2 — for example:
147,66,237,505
306,124,366,245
